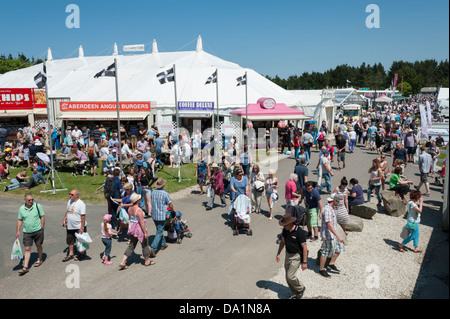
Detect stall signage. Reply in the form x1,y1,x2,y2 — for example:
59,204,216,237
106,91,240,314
258,98,276,109
177,101,214,111
60,101,151,112
0,88,34,109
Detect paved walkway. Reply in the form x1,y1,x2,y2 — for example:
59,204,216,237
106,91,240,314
0,143,447,299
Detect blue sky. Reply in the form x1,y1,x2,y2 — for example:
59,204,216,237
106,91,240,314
1,0,448,78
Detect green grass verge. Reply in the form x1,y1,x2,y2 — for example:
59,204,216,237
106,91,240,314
1,163,198,204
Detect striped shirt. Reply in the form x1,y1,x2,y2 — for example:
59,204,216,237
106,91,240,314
320,203,337,241
151,189,172,221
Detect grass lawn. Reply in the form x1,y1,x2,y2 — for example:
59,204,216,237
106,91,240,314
1,163,199,204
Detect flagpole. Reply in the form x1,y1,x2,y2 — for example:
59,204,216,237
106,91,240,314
245,71,248,147
43,61,56,194
173,64,181,182
114,58,123,171
215,68,219,132
173,64,179,130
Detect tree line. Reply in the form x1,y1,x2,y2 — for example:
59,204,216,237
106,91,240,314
266,59,449,96
1,53,448,97
0,53,44,75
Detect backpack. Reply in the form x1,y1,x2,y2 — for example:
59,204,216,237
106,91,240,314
87,144,95,157
104,177,115,199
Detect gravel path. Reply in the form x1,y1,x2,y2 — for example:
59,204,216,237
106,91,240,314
254,147,448,299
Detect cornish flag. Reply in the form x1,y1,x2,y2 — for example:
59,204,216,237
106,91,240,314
34,65,47,89
156,67,175,84
236,74,246,86
205,70,217,84
94,63,116,78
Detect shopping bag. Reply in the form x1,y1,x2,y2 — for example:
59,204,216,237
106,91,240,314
11,239,23,260
76,241,90,253
400,226,410,240
75,232,92,244
119,208,130,224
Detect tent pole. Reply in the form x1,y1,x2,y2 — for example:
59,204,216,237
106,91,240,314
43,61,56,194
114,58,122,171
215,68,219,131
245,71,248,147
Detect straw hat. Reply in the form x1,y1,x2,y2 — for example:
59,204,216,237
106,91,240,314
155,178,167,189
130,193,141,204
211,163,219,168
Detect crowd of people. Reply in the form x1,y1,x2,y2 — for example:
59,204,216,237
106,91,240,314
9,94,448,302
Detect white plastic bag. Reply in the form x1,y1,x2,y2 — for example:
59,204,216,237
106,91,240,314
76,241,89,253
75,232,92,244
119,208,130,224
11,239,23,260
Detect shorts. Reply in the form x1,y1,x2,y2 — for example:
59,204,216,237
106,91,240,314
420,172,428,184
241,164,250,175
306,207,319,228
66,227,87,245
89,156,98,166
24,148,30,161
338,152,345,161
23,228,44,247
321,238,345,258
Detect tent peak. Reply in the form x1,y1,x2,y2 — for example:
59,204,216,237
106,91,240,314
152,39,158,53
113,43,118,56
47,47,53,61
196,35,203,52
78,45,84,58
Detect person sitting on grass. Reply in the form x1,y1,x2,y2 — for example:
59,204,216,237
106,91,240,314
20,167,46,190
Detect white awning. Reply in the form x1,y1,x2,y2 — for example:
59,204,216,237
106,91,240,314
57,112,149,121
0,110,31,117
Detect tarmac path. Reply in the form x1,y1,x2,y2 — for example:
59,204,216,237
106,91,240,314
0,143,447,299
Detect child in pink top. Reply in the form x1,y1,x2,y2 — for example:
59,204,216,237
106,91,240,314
101,214,117,265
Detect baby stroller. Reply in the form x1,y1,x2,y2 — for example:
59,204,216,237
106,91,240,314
164,209,192,244
276,205,307,244
228,194,252,236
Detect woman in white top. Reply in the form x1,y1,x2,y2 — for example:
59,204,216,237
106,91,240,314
348,127,357,153
264,169,278,220
99,140,110,174
367,158,383,205
250,164,264,214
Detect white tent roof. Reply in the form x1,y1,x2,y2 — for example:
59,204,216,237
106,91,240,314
438,88,449,105
0,39,302,110
289,89,323,107
375,94,393,103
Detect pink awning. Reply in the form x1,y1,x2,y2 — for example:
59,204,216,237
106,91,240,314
231,97,310,121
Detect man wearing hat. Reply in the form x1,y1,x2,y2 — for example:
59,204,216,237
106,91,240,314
106,149,119,171
150,178,174,254
319,193,345,278
276,213,308,299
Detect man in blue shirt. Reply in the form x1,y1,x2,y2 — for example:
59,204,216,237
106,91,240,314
109,168,123,230
20,167,46,190
106,149,119,170
300,181,323,241
108,133,119,148
367,124,377,150
151,178,173,255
